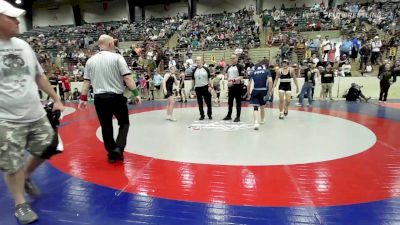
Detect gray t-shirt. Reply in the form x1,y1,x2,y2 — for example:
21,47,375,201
84,51,131,94
0,38,46,123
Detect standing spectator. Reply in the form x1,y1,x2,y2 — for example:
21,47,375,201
148,76,155,101
311,53,320,65
340,37,353,57
393,60,400,77
327,43,337,66
371,36,382,65
192,57,212,120
60,73,71,101
0,2,64,223
350,35,360,62
320,64,334,100
378,63,396,102
223,55,245,122
218,58,227,68
322,36,332,58
297,63,320,107
153,70,163,99
140,74,148,99
78,35,141,163
359,43,371,70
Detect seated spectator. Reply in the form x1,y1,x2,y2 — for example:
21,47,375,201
72,88,81,100
342,60,352,77
345,83,370,102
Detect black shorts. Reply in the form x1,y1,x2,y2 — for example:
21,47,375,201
279,83,291,92
155,85,161,90
250,90,268,106
165,89,174,98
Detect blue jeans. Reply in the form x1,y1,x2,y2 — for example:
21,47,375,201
299,82,313,106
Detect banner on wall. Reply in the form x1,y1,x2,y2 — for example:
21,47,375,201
305,49,312,59
389,47,397,57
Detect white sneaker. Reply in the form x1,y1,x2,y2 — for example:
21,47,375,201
167,117,177,122
295,103,303,106
260,120,265,124
254,123,260,130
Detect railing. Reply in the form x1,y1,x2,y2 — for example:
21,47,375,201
191,48,271,65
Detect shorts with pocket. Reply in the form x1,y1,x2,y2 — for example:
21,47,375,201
0,116,54,174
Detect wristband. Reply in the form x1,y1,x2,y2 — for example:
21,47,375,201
80,95,88,101
132,89,140,97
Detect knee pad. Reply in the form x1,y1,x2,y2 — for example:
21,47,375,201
254,106,259,111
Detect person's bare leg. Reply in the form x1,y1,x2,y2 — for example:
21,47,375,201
166,100,171,118
4,168,26,205
253,108,259,123
169,97,176,118
278,91,285,113
25,156,45,179
285,91,291,115
260,105,265,123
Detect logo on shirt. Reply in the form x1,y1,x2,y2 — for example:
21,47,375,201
1,53,30,78
1,53,31,88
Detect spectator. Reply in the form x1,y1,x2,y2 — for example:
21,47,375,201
320,64,334,100
371,36,382,65
378,63,396,102
350,35,360,62
342,60,352,77
340,37,353,56
359,43,371,70
322,36,332,58
168,56,176,69
327,43,337,66
72,88,81,100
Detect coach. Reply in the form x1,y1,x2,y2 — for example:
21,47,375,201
79,35,141,163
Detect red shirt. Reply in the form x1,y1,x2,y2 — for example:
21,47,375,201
60,75,71,90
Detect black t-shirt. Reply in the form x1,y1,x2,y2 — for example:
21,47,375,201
49,77,58,86
304,69,316,83
321,71,334,83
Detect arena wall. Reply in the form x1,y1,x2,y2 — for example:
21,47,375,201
33,4,75,27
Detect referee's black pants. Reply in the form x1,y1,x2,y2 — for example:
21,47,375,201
195,85,212,118
227,84,242,118
94,93,130,154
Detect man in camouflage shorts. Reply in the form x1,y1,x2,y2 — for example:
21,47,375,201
0,1,64,224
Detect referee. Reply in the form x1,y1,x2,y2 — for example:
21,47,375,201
192,57,212,120
78,35,141,163
223,54,245,122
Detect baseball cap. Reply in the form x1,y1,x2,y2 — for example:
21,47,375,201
0,0,26,18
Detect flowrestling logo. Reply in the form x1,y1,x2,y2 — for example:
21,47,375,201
188,121,254,131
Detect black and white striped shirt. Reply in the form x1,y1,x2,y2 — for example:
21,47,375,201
84,51,131,94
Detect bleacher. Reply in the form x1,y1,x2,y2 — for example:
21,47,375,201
176,10,260,52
